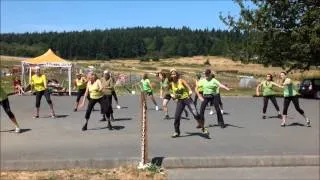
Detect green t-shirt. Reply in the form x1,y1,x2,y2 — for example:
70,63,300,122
283,78,298,97
141,79,152,93
201,78,221,95
261,81,276,96
160,78,169,95
0,87,8,102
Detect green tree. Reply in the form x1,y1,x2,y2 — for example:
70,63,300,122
220,0,320,71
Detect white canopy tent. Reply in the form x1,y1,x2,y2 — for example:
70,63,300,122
21,49,73,96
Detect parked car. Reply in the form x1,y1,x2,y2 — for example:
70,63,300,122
299,78,320,99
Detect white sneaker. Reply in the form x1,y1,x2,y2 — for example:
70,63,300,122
116,105,121,109
209,110,214,115
15,128,21,133
155,106,159,111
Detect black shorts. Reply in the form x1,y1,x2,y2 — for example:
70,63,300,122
78,88,86,96
164,94,171,100
146,91,153,96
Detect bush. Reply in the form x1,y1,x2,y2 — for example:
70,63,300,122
139,56,150,62
152,56,160,61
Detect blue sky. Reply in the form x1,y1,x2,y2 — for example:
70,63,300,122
1,0,243,33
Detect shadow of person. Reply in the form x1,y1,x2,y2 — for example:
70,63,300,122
54,115,69,118
287,122,305,127
88,125,125,131
0,128,32,134
182,132,211,139
208,123,244,128
113,118,132,121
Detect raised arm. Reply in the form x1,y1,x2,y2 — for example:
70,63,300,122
219,83,230,91
271,81,284,88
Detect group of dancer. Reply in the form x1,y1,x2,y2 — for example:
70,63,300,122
256,72,311,127
142,68,229,137
0,67,311,136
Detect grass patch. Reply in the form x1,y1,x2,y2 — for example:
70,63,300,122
1,166,167,180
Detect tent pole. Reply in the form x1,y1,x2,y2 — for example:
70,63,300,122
68,66,72,96
21,62,25,87
29,67,32,84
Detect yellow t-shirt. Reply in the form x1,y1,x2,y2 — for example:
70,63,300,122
76,77,87,90
88,80,103,99
32,74,47,92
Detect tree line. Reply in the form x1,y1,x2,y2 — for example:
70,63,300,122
0,27,250,61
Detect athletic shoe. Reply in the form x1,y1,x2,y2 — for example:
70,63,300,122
73,108,77,112
171,132,180,138
15,128,21,133
107,122,113,130
82,123,87,131
155,106,159,111
306,119,311,127
116,105,121,109
209,110,214,115
51,114,56,118
262,115,266,119
281,122,286,127
164,115,170,120
221,110,224,114
33,115,39,118
202,127,209,135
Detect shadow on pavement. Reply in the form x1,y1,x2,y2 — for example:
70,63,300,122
114,118,132,121
208,123,244,128
266,115,281,119
40,115,69,118
167,117,190,120
55,115,69,118
287,122,306,127
88,125,125,131
182,132,211,139
0,128,31,134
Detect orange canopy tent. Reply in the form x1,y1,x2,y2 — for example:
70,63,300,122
21,49,73,95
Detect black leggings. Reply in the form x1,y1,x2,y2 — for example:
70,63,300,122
216,93,223,107
283,96,304,116
200,94,224,125
0,98,15,119
263,95,280,114
76,89,86,102
101,95,113,118
194,91,203,107
85,97,106,120
35,90,52,108
174,98,200,134
112,90,118,102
